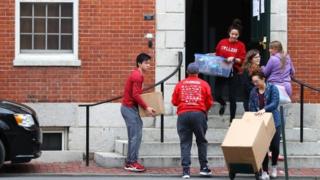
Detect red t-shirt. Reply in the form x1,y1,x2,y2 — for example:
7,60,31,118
215,38,246,73
122,68,148,110
171,75,213,115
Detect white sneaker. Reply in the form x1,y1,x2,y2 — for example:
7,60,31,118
270,165,278,178
182,174,190,179
260,171,270,180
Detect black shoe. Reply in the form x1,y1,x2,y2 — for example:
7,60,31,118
182,167,190,179
219,105,226,116
200,166,212,176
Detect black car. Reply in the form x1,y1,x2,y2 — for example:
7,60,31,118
0,100,41,167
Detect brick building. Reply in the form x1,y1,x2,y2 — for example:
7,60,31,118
0,0,319,165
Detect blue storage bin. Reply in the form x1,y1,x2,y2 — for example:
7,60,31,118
194,53,233,77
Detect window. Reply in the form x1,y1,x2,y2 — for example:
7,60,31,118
14,0,81,66
41,128,68,151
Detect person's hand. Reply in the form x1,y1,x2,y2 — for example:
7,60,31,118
255,109,266,116
226,57,235,63
146,107,156,117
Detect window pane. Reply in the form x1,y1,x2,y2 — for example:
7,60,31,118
20,3,32,17
20,35,32,49
41,133,62,151
34,18,46,33
47,35,59,49
61,3,73,17
20,18,32,33
61,19,72,33
34,35,45,49
34,3,46,17
48,19,59,33
61,35,72,50
48,4,59,17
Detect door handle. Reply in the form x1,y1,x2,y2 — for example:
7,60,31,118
259,36,267,50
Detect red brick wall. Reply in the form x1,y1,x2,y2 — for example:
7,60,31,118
0,0,155,103
288,0,320,103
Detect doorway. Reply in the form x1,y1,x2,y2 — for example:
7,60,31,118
186,0,270,101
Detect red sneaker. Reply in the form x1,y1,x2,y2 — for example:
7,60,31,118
124,162,145,172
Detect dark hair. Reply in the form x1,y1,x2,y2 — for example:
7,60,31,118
243,49,260,73
251,70,266,80
136,53,151,67
228,19,243,35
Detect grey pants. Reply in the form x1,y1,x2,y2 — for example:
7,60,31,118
177,111,208,168
121,105,143,164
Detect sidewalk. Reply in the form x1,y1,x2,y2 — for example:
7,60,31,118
1,161,320,178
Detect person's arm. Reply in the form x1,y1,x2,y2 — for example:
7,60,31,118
264,85,280,112
215,40,222,56
205,83,213,111
234,43,246,65
289,57,295,77
261,57,275,78
171,84,180,107
132,81,148,110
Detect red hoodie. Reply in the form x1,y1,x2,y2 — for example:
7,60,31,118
122,68,148,110
171,75,213,115
216,38,246,73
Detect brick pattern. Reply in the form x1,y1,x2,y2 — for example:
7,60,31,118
0,0,155,103
288,0,320,103
1,161,320,177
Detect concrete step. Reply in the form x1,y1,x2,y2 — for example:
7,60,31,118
208,102,245,116
142,128,320,142
94,152,320,168
155,115,242,129
115,140,320,157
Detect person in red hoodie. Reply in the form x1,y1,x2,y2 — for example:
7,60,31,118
172,62,213,179
215,19,246,123
121,53,156,172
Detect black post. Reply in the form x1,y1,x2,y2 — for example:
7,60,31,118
280,106,289,180
178,52,182,82
300,84,304,143
86,106,90,166
160,82,164,143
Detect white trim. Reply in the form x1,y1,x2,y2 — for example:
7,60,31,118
41,128,67,151
14,0,81,66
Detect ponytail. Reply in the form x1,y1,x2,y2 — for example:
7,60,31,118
269,41,287,69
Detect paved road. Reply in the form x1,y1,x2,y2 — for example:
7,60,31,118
2,176,318,180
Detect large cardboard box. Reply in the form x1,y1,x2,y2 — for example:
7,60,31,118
138,92,165,117
221,112,276,172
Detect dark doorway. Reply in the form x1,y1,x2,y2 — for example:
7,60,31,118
186,0,270,101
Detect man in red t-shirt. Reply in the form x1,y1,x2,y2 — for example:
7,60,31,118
171,62,213,178
121,53,155,172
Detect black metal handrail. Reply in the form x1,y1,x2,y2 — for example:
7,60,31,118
291,77,320,143
79,51,183,166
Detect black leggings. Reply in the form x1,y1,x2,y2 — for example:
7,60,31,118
262,127,281,172
214,74,239,122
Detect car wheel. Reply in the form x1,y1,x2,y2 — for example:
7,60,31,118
0,140,5,168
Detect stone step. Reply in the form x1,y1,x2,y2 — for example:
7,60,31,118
95,152,320,168
208,102,246,116
155,115,241,129
142,128,320,142
115,140,320,157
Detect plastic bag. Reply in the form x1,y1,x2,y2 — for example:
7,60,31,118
194,54,233,77
275,85,291,104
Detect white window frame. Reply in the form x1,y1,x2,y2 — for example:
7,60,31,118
41,128,68,151
14,0,81,66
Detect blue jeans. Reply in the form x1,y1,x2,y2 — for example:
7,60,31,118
177,111,208,168
121,105,143,164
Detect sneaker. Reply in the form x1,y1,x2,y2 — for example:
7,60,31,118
270,166,277,178
200,166,212,176
219,104,226,116
260,171,270,180
124,162,145,172
182,167,190,179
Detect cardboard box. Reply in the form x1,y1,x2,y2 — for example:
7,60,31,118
138,92,165,117
221,112,276,172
